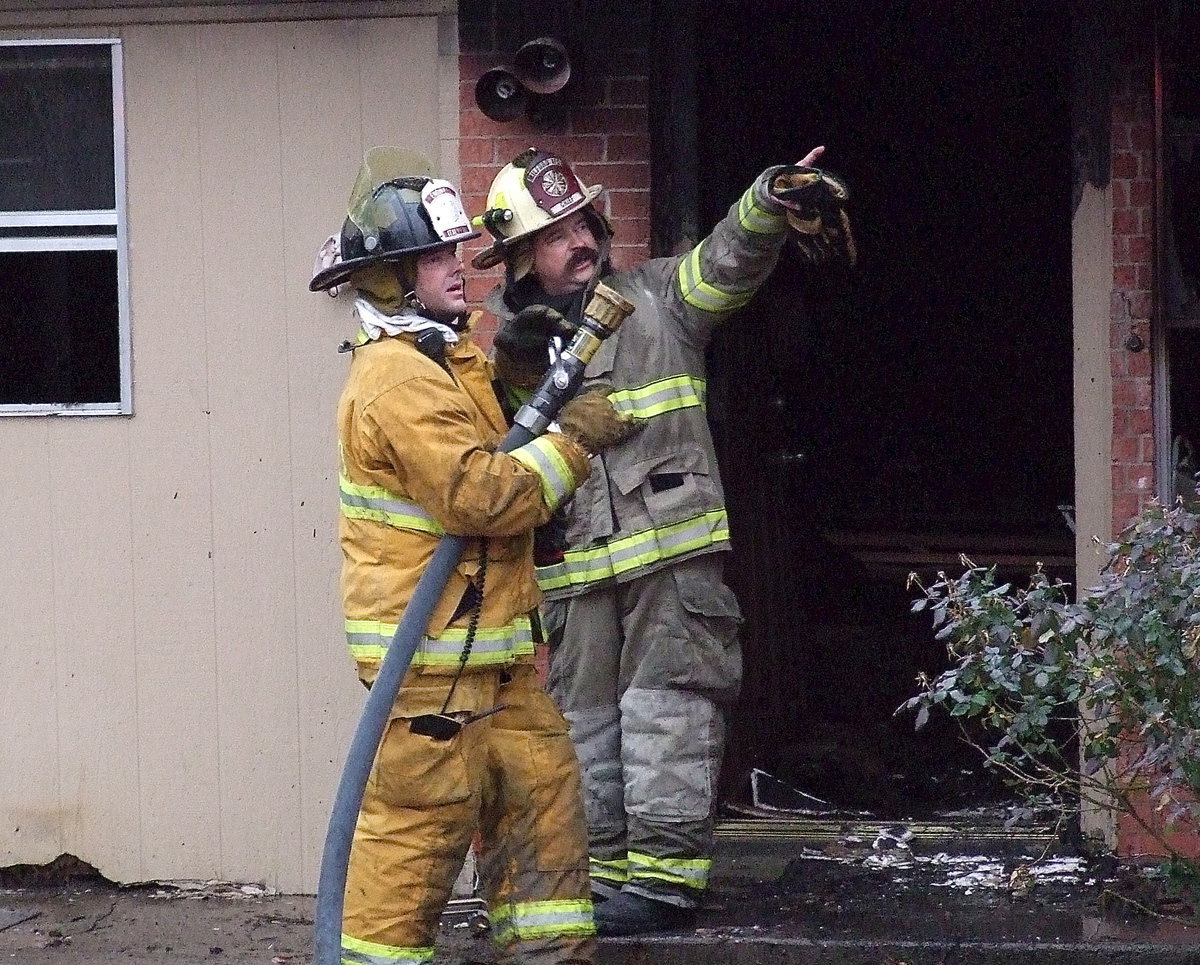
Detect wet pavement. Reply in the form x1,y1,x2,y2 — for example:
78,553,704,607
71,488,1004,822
642,822,1200,964
4,817,1200,963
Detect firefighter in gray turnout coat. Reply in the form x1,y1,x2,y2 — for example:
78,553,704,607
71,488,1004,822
475,146,854,935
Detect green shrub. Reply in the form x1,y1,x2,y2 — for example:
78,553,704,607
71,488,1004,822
902,497,1200,864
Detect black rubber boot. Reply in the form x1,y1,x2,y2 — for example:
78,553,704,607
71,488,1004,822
593,890,696,936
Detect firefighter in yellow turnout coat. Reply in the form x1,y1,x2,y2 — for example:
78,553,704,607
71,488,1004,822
310,148,640,965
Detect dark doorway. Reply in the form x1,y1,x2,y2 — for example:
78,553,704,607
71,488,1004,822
677,0,1076,816
1162,17,1200,506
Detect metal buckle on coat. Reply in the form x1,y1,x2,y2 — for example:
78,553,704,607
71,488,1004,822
409,704,508,740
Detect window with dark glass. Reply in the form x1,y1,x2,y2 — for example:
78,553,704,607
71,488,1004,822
0,40,129,414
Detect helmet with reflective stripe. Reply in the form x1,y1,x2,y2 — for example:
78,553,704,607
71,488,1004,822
471,148,604,271
310,146,480,293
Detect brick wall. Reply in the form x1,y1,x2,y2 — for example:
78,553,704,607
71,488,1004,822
457,1,652,346
1109,26,1156,530
1109,19,1200,863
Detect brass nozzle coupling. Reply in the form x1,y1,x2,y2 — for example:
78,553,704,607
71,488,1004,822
583,282,636,337
556,283,635,381
514,282,635,435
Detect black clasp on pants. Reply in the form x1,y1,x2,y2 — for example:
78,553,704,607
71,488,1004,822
409,704,508,740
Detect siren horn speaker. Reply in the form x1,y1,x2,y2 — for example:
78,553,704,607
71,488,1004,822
513,37,571,95
475,67,529,122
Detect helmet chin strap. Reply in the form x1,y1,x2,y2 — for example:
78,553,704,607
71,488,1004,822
404,289,468,331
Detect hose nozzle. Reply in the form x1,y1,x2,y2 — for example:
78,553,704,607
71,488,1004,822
514,282,635,435
564,282,635,369
584,282,636,337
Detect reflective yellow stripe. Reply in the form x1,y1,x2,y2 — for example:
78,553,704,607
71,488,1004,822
676,184,782,313
489,899,595,943
345,615,535,666
590,856,629,884
677,241,756,314
628,850,712,891
340,476,445,535
537,509,730,592
504,382,532,412
737,182,786,234
509,435,577,510
607,375,706,419
340,932,435,965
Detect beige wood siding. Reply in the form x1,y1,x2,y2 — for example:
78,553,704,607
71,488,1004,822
0,11,459,893
1072,181,1116,849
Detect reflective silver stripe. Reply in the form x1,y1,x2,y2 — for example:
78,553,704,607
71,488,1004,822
345,616,535,666
340,475,444,535
677,241,756,314
590,856,629,884
489,899,595,942
628,850,712,891
509,435,576,510
341,932,435,964
537,509,730,592
608,375,706,419
737,182,786,234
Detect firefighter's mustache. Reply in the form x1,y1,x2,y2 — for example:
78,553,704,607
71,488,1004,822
568,248,598,270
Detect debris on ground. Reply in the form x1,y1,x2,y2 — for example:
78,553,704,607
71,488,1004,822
141,879,279,900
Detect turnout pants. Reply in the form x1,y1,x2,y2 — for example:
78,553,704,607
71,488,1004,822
546,554,743,909
342,663,595,965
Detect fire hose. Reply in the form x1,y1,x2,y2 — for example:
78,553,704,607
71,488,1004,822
313,282,634,965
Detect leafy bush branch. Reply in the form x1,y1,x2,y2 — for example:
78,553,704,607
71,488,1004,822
901,498,1200,862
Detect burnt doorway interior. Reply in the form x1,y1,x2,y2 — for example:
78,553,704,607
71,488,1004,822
681,0,1076,818
1161,14,1200,507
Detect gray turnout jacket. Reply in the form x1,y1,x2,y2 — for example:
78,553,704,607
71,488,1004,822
486,167,794,601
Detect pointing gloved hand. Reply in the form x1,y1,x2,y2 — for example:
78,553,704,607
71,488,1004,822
493,304,577,390
556,386,643,455
771,151,857,267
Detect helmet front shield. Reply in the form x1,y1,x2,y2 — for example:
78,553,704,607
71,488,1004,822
311,147,478,293
522,151,589,218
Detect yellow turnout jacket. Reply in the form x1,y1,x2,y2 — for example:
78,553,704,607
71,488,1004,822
337,313,591,684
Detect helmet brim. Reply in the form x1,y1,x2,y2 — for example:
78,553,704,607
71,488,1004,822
309,231,480,293
470,183,604,272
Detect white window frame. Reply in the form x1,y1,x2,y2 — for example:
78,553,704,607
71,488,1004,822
0,37,131,416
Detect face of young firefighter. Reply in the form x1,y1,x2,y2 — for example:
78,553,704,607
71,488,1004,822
412,245,467,322
530,209,600,297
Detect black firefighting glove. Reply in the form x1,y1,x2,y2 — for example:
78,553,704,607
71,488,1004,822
493,304,577,391
771,166,857,267
533,509,569,567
